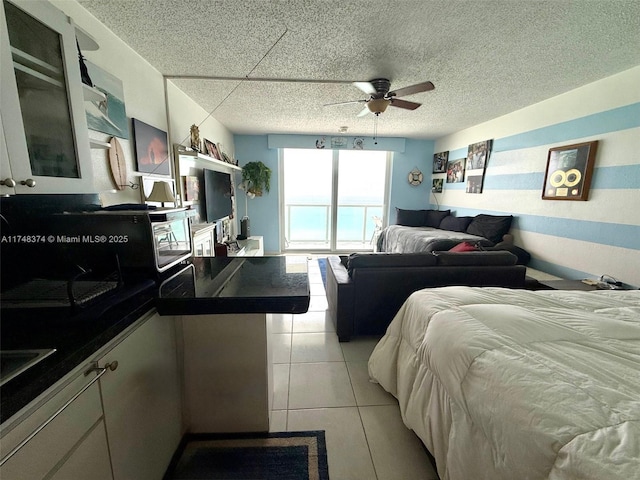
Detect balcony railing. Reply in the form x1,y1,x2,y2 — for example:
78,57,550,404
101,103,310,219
284,203,383,251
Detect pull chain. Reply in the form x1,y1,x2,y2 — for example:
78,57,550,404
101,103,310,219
373,113,379,145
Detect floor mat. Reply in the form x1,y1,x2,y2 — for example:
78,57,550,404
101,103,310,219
169,431,329,480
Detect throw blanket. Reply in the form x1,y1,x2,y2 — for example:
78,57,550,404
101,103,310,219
369,287,640,480
377,225,489,253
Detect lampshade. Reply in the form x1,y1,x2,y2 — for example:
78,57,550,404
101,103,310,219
367,98,391,114
146,181,175,203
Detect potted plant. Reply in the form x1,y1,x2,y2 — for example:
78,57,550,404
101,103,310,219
240,161,271,198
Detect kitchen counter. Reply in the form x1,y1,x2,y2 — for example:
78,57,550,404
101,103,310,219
156,256,310,315
0,280,157,424
1,256,310,426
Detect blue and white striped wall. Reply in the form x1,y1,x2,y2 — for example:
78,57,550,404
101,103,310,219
433,66,640,286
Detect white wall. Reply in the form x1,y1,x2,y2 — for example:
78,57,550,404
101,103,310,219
51,0,234,205
433,66,640,286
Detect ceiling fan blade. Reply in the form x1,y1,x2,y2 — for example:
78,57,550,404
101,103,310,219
324,99,366,107
389,98,422,110
357,106,371,117
387,81,434,98
353,81,377,95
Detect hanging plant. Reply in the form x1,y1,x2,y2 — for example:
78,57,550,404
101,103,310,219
241,161,271,197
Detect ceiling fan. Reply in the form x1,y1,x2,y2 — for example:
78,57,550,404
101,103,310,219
325,78,435,116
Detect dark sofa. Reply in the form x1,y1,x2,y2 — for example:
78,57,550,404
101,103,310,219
326,251,526,342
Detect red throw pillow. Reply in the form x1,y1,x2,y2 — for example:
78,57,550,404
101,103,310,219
449,241,479,252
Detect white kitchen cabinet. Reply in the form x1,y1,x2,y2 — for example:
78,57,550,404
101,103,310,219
0,364,113,480
0,310,182,480
99,311,182,480
0,0,94,194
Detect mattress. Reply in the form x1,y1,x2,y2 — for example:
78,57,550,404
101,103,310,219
377,225,488,253
368,286,640,480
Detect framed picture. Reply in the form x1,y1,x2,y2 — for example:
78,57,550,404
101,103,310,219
204,139,221,160
84,61,129,139
542,141,598,200
433,151,448,173
446,157,466,183
432,178,443,193
183,175,200,202
465,139,492,194
132,119,170,176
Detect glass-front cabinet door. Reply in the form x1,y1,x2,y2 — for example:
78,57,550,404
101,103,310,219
0,0,94,194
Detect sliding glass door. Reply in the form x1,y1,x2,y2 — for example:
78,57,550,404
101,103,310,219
282,148,389,252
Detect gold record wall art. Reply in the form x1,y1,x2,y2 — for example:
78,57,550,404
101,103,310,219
542,141,598,201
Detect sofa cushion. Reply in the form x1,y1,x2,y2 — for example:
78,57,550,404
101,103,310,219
482,244,531,265
434,251,517,266
395,208,451,227
347,252,437,273
466,214,513,244
424,209,451,228
395,208,428,227
449,241,479,252
440,215,474,232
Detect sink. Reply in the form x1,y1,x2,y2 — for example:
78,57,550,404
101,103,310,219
0,349,56,386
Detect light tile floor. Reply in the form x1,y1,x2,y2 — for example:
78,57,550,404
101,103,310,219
269,256,439,480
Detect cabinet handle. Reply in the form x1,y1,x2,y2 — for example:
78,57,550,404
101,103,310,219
0,363,108,466
20,179,36,188
1,178,16,187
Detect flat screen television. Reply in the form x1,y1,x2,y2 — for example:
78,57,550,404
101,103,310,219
203,168,233,223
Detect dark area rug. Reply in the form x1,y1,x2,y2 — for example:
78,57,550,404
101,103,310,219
317,258,327,287
168,431,329,480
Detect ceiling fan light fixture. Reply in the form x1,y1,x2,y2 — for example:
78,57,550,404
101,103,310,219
367,98,391,114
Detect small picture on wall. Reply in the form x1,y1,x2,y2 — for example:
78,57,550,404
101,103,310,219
433,151,448,173
466,175,484,193
432,178,443,193
183,175,200,202
132,119,170,176
446,158,466,183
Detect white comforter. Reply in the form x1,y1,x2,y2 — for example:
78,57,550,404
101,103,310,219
368,287,640,480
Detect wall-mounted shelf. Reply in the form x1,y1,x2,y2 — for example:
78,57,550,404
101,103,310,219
89,139,111,149
176,147,242,171
75,25,99,51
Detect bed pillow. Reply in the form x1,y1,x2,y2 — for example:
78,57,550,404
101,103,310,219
449,241,479,252
395,208,427,227
466,214,513,244
424,209,451,228
439,215,473,232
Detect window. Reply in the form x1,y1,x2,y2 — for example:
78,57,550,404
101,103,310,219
282,148,389,251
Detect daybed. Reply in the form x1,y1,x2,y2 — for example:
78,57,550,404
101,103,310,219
368,286,640,480
326,251,526,341
377,208,514,253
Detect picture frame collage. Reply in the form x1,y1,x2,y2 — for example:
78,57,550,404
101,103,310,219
431,139,493,196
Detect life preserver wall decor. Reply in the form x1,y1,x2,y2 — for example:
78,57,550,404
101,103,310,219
408,167,423,186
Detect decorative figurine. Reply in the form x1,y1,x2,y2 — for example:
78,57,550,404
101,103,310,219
190,124,200,152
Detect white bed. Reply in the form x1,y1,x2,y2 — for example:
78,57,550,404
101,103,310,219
368,286,640,480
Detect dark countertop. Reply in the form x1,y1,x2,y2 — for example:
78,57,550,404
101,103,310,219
1,256,309,425
0,280,157,424
156,256,310,315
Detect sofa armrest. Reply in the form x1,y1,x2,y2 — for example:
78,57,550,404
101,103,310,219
326,256,355,341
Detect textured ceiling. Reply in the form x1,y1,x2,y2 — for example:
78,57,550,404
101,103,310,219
77,0,640,139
